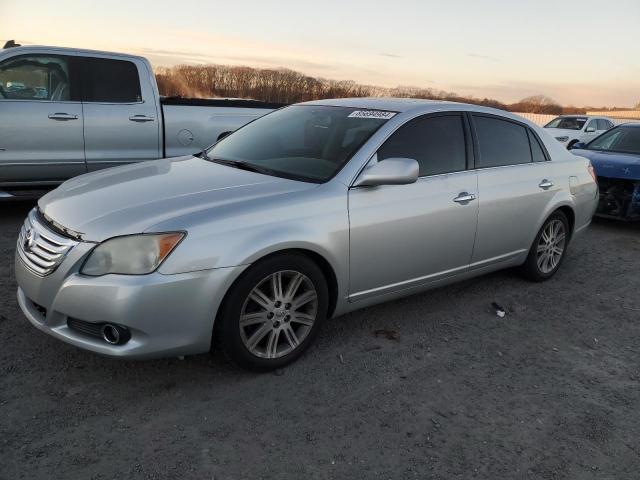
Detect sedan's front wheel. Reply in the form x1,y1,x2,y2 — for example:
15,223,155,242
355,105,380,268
520,211,570,281
217,253,328,371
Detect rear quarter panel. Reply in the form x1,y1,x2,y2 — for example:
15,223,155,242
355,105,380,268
535,125,598,235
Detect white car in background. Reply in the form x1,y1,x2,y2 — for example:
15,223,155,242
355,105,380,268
544,115,614,149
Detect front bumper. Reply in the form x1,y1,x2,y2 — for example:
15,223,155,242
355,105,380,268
15,243,246,359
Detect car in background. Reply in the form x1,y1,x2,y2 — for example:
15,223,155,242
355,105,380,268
0,44,281,198
544,115,614,149
15,99,598,370
570,123,640,220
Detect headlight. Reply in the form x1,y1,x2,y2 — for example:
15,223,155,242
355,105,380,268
81,232,185,276
555,136,569,142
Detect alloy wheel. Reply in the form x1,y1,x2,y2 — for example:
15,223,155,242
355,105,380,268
536,219,566,274
239,270,318,359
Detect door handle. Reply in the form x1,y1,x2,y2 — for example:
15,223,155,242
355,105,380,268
453,192,477,204
48,113,78,121
129,115,155,122
538,179,554,190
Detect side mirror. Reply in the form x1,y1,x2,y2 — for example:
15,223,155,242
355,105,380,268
585,127,596,133
570,142,586,150
353,157,419,187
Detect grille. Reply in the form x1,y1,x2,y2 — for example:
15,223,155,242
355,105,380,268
17,209,78,276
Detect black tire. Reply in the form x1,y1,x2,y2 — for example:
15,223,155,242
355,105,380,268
520,211,570,282
216,253,328,372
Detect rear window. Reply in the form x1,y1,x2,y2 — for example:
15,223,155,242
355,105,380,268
81,57,141,103
473,116,532,168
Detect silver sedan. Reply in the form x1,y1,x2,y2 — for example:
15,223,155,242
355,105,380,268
15,99,598,370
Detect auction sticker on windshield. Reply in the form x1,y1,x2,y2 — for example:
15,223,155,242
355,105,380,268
348,110,397,119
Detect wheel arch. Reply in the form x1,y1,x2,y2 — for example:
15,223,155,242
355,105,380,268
214,247,340,341
556,205,576,238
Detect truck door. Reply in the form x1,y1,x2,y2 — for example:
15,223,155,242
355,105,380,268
80,56,161,171
0,53,86,185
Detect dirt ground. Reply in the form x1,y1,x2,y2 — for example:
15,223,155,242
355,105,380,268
1,200,639,480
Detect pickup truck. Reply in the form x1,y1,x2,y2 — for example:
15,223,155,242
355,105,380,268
0,43,281,197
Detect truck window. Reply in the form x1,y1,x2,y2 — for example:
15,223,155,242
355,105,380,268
0,55,79,102
81,57,142,103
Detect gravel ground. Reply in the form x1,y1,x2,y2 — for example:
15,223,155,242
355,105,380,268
1,200,639,480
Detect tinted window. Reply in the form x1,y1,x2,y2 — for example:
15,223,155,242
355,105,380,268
0,55,78,101
528,130,547,162
596,119,610,130
377,114,467,176
585,119,598,131
544,117,587,130
588,126,640,154
82,57,141,103
474,116,532,168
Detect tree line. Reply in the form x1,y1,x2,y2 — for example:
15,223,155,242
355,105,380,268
155,64,585,114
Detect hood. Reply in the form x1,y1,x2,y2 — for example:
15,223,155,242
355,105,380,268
572,149,640,181
544,128,579,139
39,156,317,241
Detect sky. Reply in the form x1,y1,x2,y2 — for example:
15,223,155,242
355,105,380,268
2,0,639,107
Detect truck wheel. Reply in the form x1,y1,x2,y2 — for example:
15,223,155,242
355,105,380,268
217,253,328,371
520,211,570,282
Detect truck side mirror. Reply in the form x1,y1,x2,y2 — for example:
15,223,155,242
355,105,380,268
217,131,233,141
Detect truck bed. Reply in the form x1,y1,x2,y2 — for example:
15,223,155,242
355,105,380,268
161,97,286,158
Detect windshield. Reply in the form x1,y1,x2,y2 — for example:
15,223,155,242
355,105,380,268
544,117,588,130
206,105,394,182
586,126,640,154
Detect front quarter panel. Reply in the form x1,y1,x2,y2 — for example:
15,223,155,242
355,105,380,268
155,182,350,303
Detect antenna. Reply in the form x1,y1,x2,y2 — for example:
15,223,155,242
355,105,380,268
3,40,21,49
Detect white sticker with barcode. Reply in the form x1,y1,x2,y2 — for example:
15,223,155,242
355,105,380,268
348,110,397,120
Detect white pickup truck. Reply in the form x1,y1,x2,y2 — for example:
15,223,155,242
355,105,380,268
0,42,281,197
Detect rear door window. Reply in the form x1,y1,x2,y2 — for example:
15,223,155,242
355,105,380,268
0,55,79,101
473,115,532,168
377,114,467,176
596,119,610,130
81,57,141,103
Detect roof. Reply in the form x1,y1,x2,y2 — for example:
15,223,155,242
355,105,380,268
301,97,464,113
1,44,145,61
556,114,606,119
300,97,537,125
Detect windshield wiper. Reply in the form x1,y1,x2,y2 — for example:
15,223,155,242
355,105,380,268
195,148,212,161
210,157,273,175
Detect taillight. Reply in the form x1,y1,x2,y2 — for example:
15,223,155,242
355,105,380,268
587,163,597,183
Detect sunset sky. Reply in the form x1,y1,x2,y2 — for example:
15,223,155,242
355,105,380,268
2,0,639,107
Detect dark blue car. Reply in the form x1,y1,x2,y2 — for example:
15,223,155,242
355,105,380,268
571,123,640,220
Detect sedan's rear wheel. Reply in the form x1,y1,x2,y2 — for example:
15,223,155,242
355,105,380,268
217,253,328,371
520,211,569,281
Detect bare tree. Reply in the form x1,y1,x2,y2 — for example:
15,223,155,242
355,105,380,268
155,65,582,113
510,95,562,114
